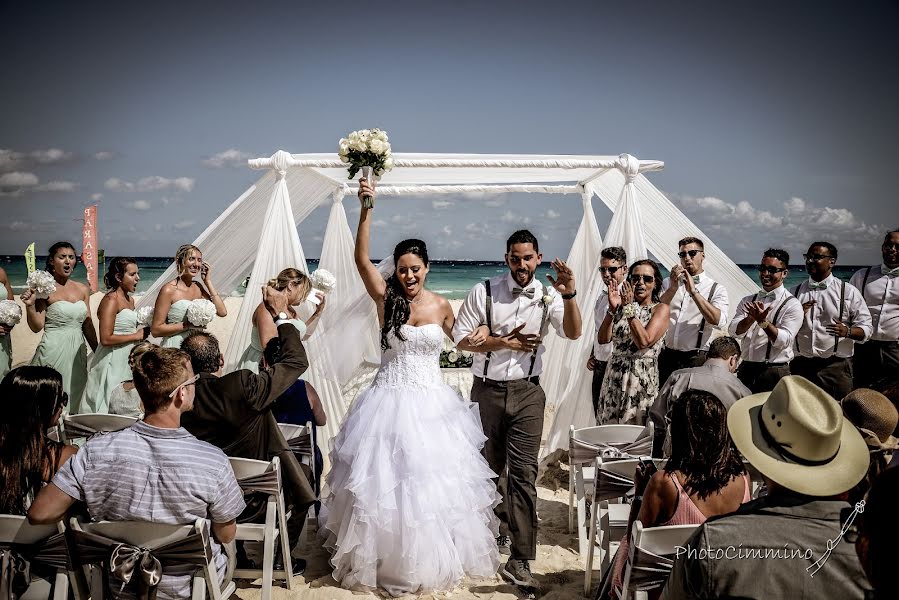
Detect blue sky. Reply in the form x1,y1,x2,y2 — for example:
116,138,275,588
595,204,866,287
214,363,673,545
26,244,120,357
1,0,896,264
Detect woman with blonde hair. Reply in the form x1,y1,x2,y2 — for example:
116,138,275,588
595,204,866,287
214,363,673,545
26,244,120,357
108,341,156,417
151,244,227,348
236,267,326,372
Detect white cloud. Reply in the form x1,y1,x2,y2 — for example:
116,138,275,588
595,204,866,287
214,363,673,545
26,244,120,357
0,171,39,188
543,209,560,219
154,224,162,231
36,181,78,192
440,225,453,237
372,219,388,228
125,199,152,211
105,176,195,193
432,199,454,210
0,172,76,195
31,148,72,164
484,197,507,207
94,151,117,161
500,210,531,225
91,193,103,201
202,149,254,168
0,148,73,171
173,220,195,231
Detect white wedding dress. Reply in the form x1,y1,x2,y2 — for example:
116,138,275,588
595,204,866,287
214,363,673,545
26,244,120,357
320,323,500,596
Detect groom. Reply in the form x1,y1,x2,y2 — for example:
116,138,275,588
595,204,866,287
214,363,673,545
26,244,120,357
454,230,581,589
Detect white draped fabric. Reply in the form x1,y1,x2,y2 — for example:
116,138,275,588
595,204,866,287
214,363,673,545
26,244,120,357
138,151,756,455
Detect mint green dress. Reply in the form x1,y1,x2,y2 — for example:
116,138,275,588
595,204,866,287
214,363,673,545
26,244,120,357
159,299,193,349
31,300,89,406
0,335,10,380
77,308,138,414
237,320,307,373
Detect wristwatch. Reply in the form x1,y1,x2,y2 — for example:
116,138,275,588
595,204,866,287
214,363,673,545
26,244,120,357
275,312,290,325
759,320,770,330
562,291,577,300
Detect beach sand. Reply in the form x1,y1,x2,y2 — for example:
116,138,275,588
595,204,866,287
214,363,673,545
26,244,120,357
9,294,586,599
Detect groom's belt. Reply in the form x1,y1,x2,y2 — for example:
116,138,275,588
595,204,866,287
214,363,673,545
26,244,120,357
481,376,540,387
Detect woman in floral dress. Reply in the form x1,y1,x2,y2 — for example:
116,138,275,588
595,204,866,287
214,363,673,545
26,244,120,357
597,259,669,425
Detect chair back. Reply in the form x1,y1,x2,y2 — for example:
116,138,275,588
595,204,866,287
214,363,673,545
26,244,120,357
1,514,80,600
0,514,59,545
570,423,653,466
619,520,699,597
62,414,137,442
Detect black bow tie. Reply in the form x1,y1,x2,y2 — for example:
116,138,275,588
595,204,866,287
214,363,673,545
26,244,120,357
512,287,535,299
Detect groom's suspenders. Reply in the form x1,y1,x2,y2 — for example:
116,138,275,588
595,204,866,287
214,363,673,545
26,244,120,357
483,280,494,380
482,279,550,380
527,284,551,378
694,282,719,350
764,296,793,363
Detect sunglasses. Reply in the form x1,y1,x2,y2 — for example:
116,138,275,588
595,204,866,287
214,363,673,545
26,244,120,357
803,253,833,262
629,274,655,284
168,374,200,398
677,249,702,259
599,266,622,274
757,265,787,274
883,242,899,250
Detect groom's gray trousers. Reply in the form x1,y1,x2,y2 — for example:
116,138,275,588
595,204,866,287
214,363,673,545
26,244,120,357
471,376,544,561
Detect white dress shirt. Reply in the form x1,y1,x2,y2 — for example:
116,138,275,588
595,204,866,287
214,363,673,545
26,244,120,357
592,289,613,361
728,284,803,363
661,272,729,351
792,275,873,359
850,264,899,342
453,273,568,381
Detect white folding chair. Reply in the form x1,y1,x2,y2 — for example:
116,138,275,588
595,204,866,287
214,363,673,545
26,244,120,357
61,414,137,443
0,514,82,600
618,520,698,599
69,517,234,600
278,422,317,536
229,456,294,598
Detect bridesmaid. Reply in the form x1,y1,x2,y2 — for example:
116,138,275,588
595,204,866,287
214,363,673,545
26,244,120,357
78,257,150,414
0,266,14,379
22,242,98,406
151,244,227,348
236,268,326,373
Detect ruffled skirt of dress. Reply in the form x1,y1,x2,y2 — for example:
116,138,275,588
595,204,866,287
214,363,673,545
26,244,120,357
319,382,500,596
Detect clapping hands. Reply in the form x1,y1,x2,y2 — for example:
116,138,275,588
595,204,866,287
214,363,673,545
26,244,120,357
746,301,772,324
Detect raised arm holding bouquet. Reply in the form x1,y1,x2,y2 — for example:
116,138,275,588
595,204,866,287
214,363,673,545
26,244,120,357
338,128,394,209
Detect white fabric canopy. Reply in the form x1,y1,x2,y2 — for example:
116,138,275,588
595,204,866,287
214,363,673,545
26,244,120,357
138,151,757,453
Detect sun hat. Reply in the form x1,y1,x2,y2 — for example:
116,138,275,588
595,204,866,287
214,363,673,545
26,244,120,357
727,375,869,497
841,388,899,451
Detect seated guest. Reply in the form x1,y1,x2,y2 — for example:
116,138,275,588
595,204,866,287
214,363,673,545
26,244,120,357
28,347,246,599
609,390,750,598
729,248,803,393
850,229,899,389
662,376,871,600
856,467,899,600
790,241,872,400
587,246,627,415
840,388,898,505
1,366,77,514
178,287,314,569
649,336,750,455
108,341,155,417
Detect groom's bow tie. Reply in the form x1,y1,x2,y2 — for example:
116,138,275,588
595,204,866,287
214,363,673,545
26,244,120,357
758,290,777,300
692,275,701,284
885,266,899,277
809,281,828,290
513,287,536,299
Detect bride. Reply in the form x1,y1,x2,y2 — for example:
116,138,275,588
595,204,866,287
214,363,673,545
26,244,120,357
319,178,500,596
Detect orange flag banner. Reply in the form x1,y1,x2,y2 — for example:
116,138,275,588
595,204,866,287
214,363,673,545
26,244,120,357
81,205,98,292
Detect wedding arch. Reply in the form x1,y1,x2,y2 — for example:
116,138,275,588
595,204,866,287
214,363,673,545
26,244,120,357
137,151,756,455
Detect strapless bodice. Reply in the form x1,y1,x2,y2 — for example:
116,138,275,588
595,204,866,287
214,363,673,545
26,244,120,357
166,299,191,324
372,323,444,388
45,300,88,330
113,308,138,334
249,319,307,350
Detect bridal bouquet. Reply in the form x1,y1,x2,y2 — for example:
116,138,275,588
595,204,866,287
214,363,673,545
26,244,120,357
338,128,394,208
307,268,337,305
186,299,216,327
0,300,21,326
26,270,57,299
136,306,154,327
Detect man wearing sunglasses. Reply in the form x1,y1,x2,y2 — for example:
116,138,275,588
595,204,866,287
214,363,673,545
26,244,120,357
728,249,804,393
790,241,871,400
850,229,899,389
588,246,627,414
658,237,729,386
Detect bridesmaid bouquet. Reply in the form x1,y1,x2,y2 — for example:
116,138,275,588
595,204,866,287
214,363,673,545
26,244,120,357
136,306,154,327
307,268,337,305
186,299,216,327
0,299,21,326
26,270,57,299
338,128,394,209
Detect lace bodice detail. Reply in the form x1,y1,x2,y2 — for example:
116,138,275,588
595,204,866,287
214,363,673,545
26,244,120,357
372,324,444,388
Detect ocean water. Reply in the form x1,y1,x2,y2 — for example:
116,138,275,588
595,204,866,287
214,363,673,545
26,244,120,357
0,256,868,300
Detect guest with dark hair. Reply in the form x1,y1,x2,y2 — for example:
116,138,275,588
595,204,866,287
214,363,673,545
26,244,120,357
0,366,76,514
850,229,899,389
790,241,872,399
649,336,750,455
588,246,627,415
21,241,98,406
79,257,150,414
856,467,899,600
596,259,669,425
729,248,803,393
609,389,750,597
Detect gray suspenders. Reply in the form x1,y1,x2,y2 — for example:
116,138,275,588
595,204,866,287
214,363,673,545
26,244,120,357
528,284,551,378
481,279,550,380
793,281,846,355
764,295,794,363
694,282,719,350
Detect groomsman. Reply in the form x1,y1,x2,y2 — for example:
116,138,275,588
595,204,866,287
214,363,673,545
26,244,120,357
850,229,899,388
586,246,627,415
454,229,581,590
658,237,729,386
790,241,872,400
728,249,803,393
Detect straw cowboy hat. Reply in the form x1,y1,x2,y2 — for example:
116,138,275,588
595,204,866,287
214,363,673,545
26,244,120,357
727,376,869,497
841,388,899,452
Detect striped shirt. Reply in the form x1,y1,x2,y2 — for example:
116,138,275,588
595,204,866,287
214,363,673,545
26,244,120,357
53,420,246,599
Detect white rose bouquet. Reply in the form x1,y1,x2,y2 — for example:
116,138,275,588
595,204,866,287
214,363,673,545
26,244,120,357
0,300,22,326
306,269,337,305
338,128,394,209
26,270,57,299
186,299,216,327
136,306,154,327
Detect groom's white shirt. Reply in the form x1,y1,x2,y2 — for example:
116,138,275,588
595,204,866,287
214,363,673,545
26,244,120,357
453,272,568,381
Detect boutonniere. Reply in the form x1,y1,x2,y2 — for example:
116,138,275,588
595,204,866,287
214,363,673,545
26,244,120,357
541,294,553,307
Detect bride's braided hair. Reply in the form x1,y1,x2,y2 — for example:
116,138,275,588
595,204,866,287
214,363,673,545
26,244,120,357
381,239,429,351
